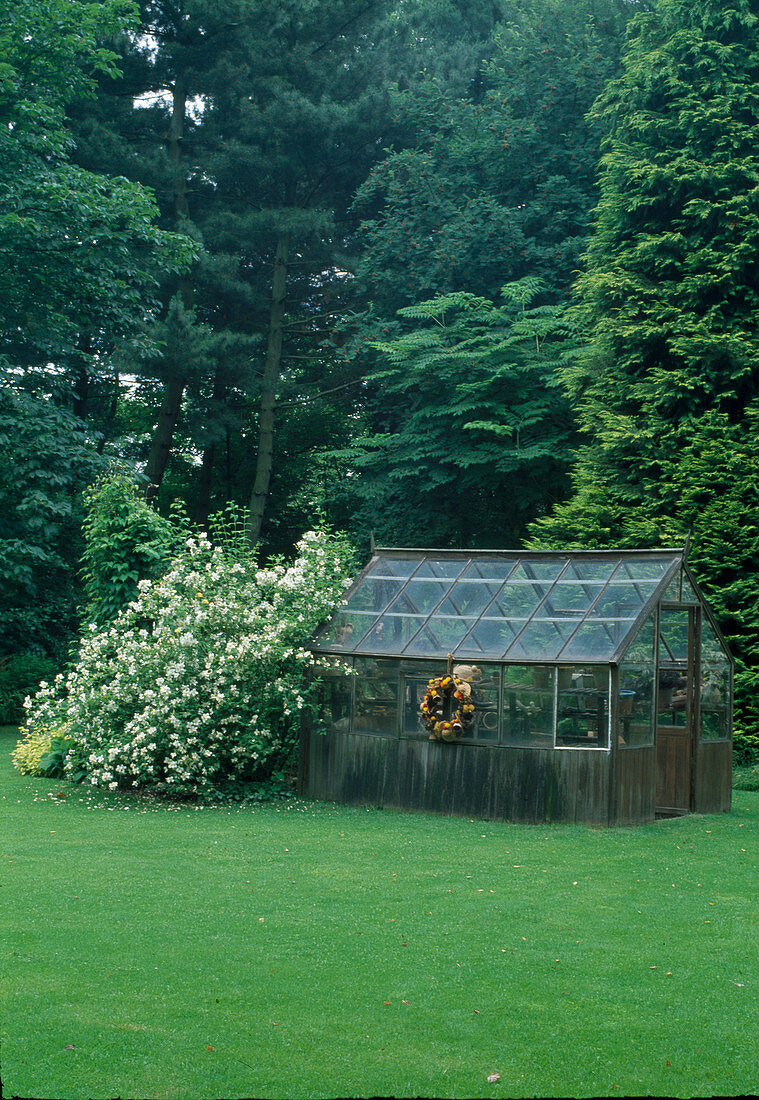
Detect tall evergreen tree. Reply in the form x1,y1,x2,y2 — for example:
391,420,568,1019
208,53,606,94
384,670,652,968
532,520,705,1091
530,0,759,728
69,0,402,548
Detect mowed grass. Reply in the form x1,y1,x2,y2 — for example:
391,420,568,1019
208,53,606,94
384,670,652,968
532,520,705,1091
2,726,758,1100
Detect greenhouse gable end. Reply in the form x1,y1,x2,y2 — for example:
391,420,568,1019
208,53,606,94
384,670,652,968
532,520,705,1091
299,547,733,825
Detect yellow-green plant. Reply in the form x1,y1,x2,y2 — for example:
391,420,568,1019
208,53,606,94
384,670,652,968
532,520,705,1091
12,724,67,775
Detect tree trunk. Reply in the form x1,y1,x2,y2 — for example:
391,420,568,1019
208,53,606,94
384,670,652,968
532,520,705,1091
195,367,227,525
72,332,93,420
247,232,290,546
144,375,186,503
195,442,217,526
144,72,190,502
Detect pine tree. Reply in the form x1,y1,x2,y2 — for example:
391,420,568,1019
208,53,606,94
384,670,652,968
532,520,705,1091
68,0,402,545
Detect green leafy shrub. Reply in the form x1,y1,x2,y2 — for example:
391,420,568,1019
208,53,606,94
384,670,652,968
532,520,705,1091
0,655,59,725
24,528,354,796
80,472,192,625
733,728,759,768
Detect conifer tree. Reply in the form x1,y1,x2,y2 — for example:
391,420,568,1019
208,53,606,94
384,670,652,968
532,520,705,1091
531,0,759,727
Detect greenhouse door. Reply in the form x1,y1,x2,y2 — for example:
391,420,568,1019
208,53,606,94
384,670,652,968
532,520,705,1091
656,606,699,816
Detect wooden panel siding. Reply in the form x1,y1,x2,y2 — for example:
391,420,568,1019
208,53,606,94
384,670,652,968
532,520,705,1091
694,740,732,815
614,746,656,825
301,729,612,826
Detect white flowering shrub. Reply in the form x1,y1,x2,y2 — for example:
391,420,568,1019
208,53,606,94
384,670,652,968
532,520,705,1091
20,529,354,796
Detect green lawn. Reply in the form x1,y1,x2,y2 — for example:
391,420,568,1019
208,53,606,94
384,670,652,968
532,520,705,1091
2,725,758,1100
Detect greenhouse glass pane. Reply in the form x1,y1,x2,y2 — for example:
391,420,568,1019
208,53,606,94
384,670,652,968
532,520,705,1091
491,582,551,618
700,662,730,740
509,560,566,582
344,577,404,613
353,613,425,653
415,559,468,580
556,667,609,748
463,667,501,743
317,658,353,735
390,580,450,615
564,560,617,581
615,559,673,581
314,610,376,650
501,666,555,747
617,664,654,747
560,620,626,660
404,617,471,655
660,608,689,661
402,662,446,735
588,581,658,618
367,557,420,579
622,615,655,663
701,619,728,662
681,576,698,602
352,657,399,735
543,582,605,617
506,619,582,660
437,580,500,618
662,575,681,601
456,618,523,658
461,560,518,581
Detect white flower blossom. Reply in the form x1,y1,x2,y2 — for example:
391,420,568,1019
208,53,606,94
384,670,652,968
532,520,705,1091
22,528,353,797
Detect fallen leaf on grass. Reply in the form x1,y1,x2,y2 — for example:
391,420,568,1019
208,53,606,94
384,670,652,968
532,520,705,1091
206,1046,214,1052
64,1044,75,1050
487,1072,500,1083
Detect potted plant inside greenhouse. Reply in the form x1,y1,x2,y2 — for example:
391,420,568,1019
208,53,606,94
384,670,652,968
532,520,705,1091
300,547,733,825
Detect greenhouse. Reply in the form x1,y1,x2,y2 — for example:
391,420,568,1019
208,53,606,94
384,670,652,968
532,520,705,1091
300,547,733,825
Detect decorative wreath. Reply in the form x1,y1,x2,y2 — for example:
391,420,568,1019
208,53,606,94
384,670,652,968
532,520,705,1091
421,674,476,742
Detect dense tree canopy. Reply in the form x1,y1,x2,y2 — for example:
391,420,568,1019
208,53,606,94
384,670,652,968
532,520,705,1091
4,0,759,743
530,0,759,723
0,0,193,655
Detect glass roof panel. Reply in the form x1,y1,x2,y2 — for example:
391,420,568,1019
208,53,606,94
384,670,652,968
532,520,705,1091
508,561,566,582
313,551,684,659
344,577,404,613
455,618,524,658
437,579,501,618
460,560,518,581
588,581,658,619
542,582,605,617
506,619,582,660
414,559,468,580
564,560,617,582
404,617,471,656
559,620,628,660
313,610,377,650
389,580,451,615
492,582,550,618
616,560,672,581
365,556,420,580
353,613,425,653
